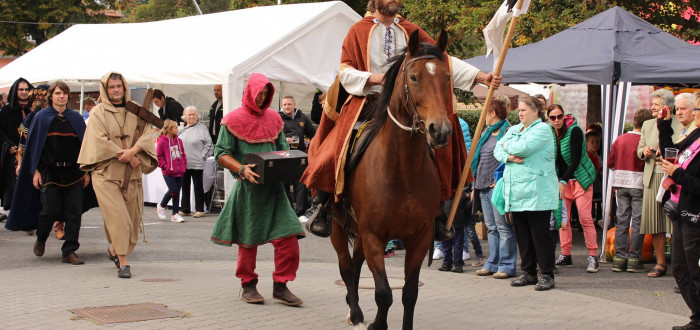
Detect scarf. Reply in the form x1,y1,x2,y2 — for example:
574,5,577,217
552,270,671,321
471,119,509,175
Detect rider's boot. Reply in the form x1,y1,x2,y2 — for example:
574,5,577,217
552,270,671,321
305,190,332,237
434,200,456,241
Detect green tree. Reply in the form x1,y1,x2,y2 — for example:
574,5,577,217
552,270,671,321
403,0,698,60
229,0,366,13
615,0,699,42
0,0,115,56
200,0,230,13
126,0,366,23
128,0,198,22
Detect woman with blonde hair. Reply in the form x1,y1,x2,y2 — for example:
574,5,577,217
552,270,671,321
156,119,187,223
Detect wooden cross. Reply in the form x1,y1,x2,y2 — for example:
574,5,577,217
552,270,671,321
121,89,164,190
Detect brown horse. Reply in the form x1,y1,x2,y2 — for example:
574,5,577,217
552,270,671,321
329,30,453,330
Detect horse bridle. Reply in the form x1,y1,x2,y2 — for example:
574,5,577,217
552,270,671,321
386,54,439,135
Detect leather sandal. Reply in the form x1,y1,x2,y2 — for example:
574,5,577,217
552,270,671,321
118,265,131,278
107,247,120,269
647,264,667,278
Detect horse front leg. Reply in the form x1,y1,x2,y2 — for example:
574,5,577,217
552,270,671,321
363,234,392,330
401,232,432,330
349,234,366,326
330,221,364,327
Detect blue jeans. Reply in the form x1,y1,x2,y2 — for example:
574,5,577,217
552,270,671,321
440,227,465,266
479,188,517,275
161,175,183,215
463,216,483,257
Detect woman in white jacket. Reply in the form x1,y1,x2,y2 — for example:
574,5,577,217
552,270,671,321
178,106,213,218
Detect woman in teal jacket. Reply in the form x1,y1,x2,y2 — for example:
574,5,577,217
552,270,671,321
494,96,558,291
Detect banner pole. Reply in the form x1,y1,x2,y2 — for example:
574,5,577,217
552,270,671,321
445,0,525,231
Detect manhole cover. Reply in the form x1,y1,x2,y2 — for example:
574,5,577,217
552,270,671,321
335,277,424,290
70,303,186,324
140,278,180,282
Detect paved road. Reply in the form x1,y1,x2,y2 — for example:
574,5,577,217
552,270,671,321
0,206,692,329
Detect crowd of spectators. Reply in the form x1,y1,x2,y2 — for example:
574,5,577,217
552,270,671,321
2,74,699,326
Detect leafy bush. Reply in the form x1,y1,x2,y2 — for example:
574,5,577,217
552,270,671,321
457,110,520,137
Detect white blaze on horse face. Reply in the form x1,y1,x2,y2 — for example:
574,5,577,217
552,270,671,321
425,62,436,76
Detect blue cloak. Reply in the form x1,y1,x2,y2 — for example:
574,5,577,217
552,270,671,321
5,107,98,231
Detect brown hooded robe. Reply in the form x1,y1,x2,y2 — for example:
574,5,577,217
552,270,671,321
77,72,157,255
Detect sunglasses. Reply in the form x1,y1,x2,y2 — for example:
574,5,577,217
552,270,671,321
549,114,564,121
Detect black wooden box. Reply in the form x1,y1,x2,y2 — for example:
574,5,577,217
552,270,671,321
243,150,308,184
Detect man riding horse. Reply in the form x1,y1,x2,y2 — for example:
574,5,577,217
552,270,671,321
301,0,502,240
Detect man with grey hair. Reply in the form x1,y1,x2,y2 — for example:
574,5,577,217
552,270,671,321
637,88,682,278
675,93,697,142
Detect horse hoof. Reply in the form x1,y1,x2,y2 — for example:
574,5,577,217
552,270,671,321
353,323,367,330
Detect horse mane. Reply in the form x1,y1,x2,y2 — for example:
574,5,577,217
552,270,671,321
364,42,446,138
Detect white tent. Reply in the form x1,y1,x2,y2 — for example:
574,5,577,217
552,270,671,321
0,1,361,115
0,1,361,199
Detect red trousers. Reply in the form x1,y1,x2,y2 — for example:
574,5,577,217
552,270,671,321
236,236,299,285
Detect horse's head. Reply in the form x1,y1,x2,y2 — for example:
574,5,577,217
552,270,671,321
398,30,452,149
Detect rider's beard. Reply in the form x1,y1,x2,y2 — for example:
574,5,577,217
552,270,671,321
377,0,401,17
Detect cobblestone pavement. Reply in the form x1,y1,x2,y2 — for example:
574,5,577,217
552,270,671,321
0,207,691,329
0,260,688,329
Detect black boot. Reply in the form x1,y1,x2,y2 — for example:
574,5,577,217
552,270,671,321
273,282,303,306
241,279,264,304
434,201,455,241
305,190,332,237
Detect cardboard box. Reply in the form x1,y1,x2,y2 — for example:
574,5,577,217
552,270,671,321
243,150,308,184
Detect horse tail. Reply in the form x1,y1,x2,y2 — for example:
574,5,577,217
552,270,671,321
427,242,434,267
342,198,357,246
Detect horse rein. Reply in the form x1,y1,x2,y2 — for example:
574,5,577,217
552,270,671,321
387,54,439,135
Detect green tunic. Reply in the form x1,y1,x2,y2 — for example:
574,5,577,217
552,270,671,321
210,128,305,247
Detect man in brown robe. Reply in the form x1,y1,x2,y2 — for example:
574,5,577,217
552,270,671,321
301,0,501,239
78,72,157,278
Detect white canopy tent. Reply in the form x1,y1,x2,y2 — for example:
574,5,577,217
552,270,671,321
0,1,361,197
0,1,361,115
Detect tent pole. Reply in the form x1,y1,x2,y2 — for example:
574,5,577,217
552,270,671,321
446,0,524,230
191,0,203,15
79,81,85,114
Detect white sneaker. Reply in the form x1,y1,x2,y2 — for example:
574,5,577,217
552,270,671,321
171,214,185,223
156,204,166,220
463,251,471,261
432,249,444,260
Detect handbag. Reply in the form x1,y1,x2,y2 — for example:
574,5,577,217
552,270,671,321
491,163,507,215
491,177,506,216
655,174,676,203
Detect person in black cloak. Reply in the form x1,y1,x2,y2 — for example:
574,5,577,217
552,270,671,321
5,81,98,264
17,84,50,173
0,78,34,223
15,84,67,238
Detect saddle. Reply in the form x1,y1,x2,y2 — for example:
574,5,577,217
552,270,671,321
345,119,375,173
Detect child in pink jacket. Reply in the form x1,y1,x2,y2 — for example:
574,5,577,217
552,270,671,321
156,120,188,223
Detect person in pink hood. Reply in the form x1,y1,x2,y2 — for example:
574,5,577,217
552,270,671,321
156,119,187,223
210,73,305,306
